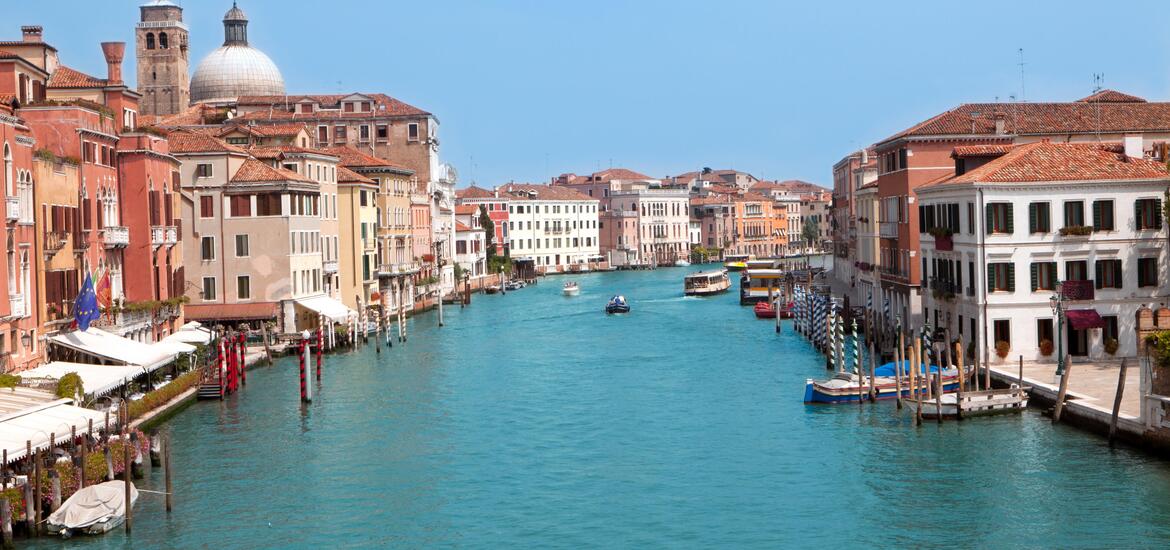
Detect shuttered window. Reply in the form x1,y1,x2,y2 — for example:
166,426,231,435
199,196,214,218
1092,200,1114,231
1094,259,1122,289
1138,257,1158,287
1063,201,1085,227
985,203,1013,234
1066,260,1088,282
1030,262,1057,291
988,262,1015,292
1028,203,1050,233
1135,198,1163,230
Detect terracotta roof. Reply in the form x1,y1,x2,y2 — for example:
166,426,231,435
590,168,654,182
0,40,56,52
455,185,498,199
321,145,412,171
707,184,741,195
1076,89,1147,104
167,129,248,155
734,192,772,202
952,144,1013,158
146,103,231,127
185,302,278,321
498,183,595,201
337,166,375,184
47,65,106,88
885,95,1170,143
941,142,1170,185
455,221,478,232
246,147,283,160
249,145,337,159
454,204,480,215
234,93,430,118
231,158,316,184
691,195,732,206
219,123,310,138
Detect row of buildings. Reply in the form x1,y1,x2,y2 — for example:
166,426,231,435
831,88,1170,366
0,1,464,372
452,168,832,274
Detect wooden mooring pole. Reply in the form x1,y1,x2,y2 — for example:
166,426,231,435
894,330,904,409
1052,355,1073,424
164,434,173,513
1108,358,1129,447
913,339,923,426
123,414,132,534
953,336,964,421
0,497,12,550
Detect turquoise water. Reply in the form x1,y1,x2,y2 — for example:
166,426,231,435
30,268,1170,548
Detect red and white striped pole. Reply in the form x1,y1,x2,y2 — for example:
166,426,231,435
237,332,247,387
316,326,323,382
217,338,225,398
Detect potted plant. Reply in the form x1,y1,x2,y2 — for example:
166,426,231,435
1104,338,1119,355
1059,225,1093,236
1039,338,1054,356
995,340,1011,359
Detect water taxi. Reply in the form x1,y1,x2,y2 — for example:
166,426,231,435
723,254,753,271
563,281,580,296
606,295,630,314
684,270,730,296
739,268,786,305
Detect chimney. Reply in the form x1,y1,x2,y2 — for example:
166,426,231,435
1124,135,1143,159
21,26,43,43
100,42,125,84
993,110,1007,135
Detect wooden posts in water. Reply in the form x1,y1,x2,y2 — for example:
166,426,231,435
1109,358,1129,447
913,339,923,426
299,339,309,403
934,372,943,424
894,331,904,409
1053,355,1073,424
261,322,274,365
954,338,965,421
238,332,247,387
123,415,132,534
163,434,173,513
0,497,12,550
316,326,323,382
1018,355,1024,389
50,470,60,513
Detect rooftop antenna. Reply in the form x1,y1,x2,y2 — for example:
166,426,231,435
1093,73,1105,142
1017,48,1027,103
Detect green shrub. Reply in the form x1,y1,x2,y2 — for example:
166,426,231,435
126,369,202,421
0,374,19,389
56,372,84,401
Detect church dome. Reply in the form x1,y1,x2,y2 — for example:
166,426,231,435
189,3,284,104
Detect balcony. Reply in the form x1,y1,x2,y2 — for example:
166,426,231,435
377,262,421,278
43,231,67,255
928,278,959,302
151,225,177,248
879,222,899,239
323,260,339,274
933,233,954,251
102,226,129,248
5,197,18,222
7,293,24,318
165,226,178,245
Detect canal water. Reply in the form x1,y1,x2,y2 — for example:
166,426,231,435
32,267,1170,548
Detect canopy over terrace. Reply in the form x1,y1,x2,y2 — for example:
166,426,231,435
48,328,175,372
18,362,147,399
0,399,110,463
294,295,356,324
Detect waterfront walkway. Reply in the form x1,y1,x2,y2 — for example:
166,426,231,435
990,358,1140,418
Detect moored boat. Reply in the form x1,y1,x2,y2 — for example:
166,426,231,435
485,285,500,295
777,301,794,319
754,301,776,319
684,269,730,296
674,259,691,267
803,362,966,404
606,295,630,314
723,253,753,271
48,480,138,537
563,281,580,296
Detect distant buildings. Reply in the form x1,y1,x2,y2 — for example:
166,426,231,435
500,183,600,273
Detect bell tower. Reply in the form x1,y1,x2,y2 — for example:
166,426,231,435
135,0,189,117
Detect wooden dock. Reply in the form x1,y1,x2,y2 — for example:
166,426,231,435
920,386,1029,419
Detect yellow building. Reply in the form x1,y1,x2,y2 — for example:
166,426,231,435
31,157,81,349
337,167,379,310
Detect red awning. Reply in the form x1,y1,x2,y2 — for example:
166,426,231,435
1066,309,1105,330
185,302,279,322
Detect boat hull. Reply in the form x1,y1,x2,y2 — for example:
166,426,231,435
605,305,630,314
803,377,962,404
563,288,579,296
685,288,728,296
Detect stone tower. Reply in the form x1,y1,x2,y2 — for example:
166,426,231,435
135,0,190,117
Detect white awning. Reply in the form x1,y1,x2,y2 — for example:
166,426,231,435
295,295,355,323
49,328,173,372
164,328,212,345
0,399,111,463
18,362,145,398
151,339,197,356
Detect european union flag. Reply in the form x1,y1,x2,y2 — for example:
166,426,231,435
74,273,100,332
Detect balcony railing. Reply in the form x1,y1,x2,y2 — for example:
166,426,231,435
44,231,67,255
323,260,339,274
151,225,177,247
8,293,24,318
5,197,18,222
165,226,178,245
377,262,422,277
879,222,899,239
102,226,129,248
929,278,960,296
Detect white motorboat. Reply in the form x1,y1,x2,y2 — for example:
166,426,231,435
48,480,138,537
674,259,691,267
563,281,580,296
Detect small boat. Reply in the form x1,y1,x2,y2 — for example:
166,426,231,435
754,301,777,319
684,270,730,296
484,285,500,295
724,254,753,272
606,295,630,314
563,281,580,296
674,259,691,267
919,385,1029,419
504,280,524,291
48,480,138,537
803,362,966,404
777,301,795,319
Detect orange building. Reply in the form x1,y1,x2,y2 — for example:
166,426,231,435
730,192,786,258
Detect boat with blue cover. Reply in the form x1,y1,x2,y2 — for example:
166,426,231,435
803,361,966,404
605,295,630,314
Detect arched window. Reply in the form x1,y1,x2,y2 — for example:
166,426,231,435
159,32,168,49
146,33,155,50
2,143,11,196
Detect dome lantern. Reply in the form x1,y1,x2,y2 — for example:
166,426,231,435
189,2,285,105
223,2,249,46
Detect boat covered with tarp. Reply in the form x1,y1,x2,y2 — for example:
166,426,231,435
47,480,139,537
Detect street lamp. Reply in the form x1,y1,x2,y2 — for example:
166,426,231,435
1049,283,1065,377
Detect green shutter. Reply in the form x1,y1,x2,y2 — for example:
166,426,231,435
1030,263,1039,291
1005,204,1014,234
1092,201,1101,231
1006,264,1016,292
1028,203,1037,233
919,205,926,233
1156,199,1164,230
1094,261,1103,289
1135,199,1143,230
987,264,996,292
985,204,993,235
1048,262,1058,289
1114,261,1123,289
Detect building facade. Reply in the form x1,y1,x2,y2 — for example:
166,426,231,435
501,183,600,273
135,0,190,117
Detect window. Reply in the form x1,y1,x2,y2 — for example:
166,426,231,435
360,191,368,207
1136,198,1163,230
1103,315,1119,345
993,319,1011,348
344,102,355,113
236,276,250,300
1063,201,1085,227
334,125,347,142
1092,200,1114,231
967,202,974,234
1138,257,1158,287
199,196,214,218
1095,259,1123,289
376,124,388,141
985,203,1013,234
229,195,252,217
196,163,213,178
359,125,370,142
235,234,249,257
226,137,248,145
146,33,155,50
202,277,216,300
1066,260,1088,282
988,262,1015,292
1027,203,1050,233
159,32,168,49
257,193,281,216
407,123,419,142
317,126,328,143
1030,262,1057,291
200,236,215,261
1037,319,1054,347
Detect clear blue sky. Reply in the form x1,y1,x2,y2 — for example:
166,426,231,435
7,1,1169,187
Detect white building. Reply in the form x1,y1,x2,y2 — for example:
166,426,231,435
918,142,1170,365
501,184,601,272
453,221,487,280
